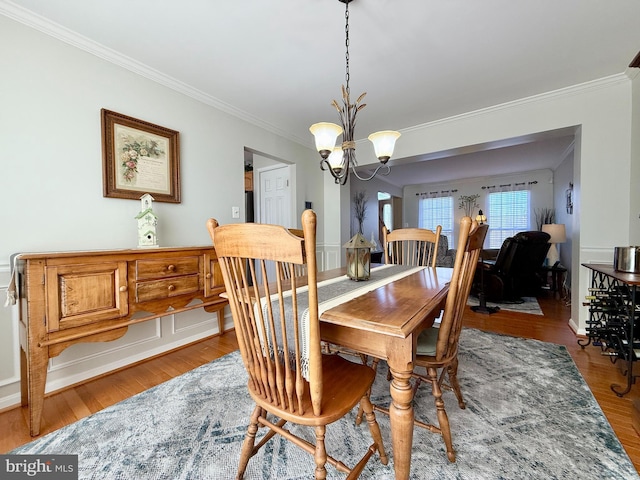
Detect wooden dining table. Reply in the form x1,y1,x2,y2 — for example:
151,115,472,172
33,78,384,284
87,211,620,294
317,265,453,480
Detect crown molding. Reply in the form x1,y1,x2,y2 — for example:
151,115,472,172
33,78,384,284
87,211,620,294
1,0,631,149
0,1,308,147
401,73,631,134
625,67,640,80
559,139,576,163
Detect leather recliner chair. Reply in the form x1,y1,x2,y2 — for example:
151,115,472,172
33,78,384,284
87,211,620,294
474,231,551,303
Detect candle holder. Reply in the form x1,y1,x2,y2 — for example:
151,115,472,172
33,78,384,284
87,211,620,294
344,233,374,281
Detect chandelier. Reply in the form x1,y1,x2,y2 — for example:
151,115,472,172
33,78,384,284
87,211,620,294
309,0,401,185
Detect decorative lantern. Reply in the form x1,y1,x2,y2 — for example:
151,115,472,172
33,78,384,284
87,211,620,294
343,233,375,281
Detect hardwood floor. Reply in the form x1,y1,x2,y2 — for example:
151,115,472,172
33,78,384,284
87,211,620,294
1,293,639,473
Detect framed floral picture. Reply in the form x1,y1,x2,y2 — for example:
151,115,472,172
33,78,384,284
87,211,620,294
101,109,180,203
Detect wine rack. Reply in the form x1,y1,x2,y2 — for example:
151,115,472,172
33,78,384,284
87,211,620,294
580,263,640,396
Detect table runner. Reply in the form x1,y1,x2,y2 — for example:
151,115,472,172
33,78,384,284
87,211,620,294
258,264,426,379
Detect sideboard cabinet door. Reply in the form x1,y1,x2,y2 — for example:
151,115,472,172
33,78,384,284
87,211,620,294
204,253,225,298
45,261,129,331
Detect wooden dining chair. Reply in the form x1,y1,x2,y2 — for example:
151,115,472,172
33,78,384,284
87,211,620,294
282,228,307,279
206,210,387,480
353,224,444,423
366,217,487,463
411,217,488,462
382,224,444,331
383,225,442,267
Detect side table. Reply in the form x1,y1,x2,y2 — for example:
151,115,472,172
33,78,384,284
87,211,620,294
540,264,567,296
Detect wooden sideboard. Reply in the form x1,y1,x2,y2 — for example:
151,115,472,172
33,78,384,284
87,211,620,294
16,246,228,436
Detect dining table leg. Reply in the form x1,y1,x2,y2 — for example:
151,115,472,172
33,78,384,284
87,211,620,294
388,358,415,479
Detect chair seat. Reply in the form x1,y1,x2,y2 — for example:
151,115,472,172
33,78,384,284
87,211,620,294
416,327,438,356
248,353,376,426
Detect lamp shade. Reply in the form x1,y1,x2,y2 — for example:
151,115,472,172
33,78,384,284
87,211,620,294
476,209,487,224
541,224,566,244
327,147,345,174
368,130,401,163
309,122,343,157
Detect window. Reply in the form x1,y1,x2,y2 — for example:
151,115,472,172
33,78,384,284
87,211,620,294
487,190,530,248
378,192,392,231
382,204,392,231
418,196,454,243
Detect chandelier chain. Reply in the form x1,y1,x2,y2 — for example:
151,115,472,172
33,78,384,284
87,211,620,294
344,0,350,96
310,0,399,185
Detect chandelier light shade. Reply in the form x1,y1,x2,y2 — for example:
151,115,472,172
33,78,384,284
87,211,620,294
309,122,343,159
327,147,345,173
310,0,401,185
368,131,402,163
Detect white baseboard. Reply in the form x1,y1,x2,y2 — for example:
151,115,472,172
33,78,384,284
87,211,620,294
0,310,230,412
45,326,222,394
568,317,585,336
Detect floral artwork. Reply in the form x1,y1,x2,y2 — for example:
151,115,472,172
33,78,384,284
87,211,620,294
102,109,181,203
119,135,164,183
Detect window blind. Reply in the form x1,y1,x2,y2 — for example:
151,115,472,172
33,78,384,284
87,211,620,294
418,196,454,244
487,190,530,248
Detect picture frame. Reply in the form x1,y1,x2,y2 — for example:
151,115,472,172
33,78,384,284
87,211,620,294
101,109,181,203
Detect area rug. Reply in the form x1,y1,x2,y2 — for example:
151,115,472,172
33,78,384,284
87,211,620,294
12,329,637,480
467,295,543,315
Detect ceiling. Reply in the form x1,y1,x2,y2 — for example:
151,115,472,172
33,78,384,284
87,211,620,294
4,0,640,187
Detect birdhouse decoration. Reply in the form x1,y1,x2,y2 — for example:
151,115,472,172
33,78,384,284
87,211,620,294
343,232,375,281
135,193,159,248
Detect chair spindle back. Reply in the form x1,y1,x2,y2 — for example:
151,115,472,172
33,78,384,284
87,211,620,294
436,217,488,362
207,210,323,416
384,225,442,268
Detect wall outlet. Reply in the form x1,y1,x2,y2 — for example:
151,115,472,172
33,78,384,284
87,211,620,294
232,206,240,218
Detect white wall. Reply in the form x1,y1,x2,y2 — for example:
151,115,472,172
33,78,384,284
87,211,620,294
0,16,319,409
553,148,575,286
629,71,640,243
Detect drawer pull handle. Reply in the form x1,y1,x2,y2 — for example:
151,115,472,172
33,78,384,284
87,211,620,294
206,273,212,279
167,264,176,272
168,284,176,291
119,286,127,292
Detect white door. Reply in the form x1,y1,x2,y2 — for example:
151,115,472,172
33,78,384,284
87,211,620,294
256,164,292,283
259,165,291,227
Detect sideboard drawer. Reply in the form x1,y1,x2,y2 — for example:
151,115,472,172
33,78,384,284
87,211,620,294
135,274,200,303
135,256,200,280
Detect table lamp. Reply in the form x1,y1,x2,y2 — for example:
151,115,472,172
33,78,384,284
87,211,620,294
471,210,499,314
541,223,566,266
